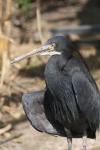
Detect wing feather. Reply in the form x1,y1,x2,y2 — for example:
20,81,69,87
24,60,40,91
48,76,79,123
22,90,65,136
72,72,100,129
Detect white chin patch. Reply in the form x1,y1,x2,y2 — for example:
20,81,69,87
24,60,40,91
41,51,61,56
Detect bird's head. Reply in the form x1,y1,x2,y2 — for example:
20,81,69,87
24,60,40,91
45,35,72,53
11,36,74,64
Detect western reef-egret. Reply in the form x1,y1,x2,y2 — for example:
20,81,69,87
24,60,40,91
11,36,100,150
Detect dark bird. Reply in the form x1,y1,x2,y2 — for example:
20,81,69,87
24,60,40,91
11,36,100,150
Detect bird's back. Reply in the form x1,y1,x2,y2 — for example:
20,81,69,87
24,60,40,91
63,56,100,138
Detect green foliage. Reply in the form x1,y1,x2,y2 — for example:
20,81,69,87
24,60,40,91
16,0,32,11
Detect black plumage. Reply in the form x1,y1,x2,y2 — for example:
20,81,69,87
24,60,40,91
22,36,100,149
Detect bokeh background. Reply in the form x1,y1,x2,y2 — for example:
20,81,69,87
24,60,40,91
0,0,100,149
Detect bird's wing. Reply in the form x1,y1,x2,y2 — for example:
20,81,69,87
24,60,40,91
22,90,65,136
72,71,100,129
47,77,79,123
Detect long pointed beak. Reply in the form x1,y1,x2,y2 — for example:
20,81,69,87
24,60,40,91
11,44,56,64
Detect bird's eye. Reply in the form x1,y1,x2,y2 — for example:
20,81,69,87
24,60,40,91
48,43,56,52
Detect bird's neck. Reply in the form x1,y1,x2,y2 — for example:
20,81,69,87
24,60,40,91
59,52,72,69
44,54,70,90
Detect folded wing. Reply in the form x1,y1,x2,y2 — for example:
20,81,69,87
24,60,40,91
72,72,100,130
